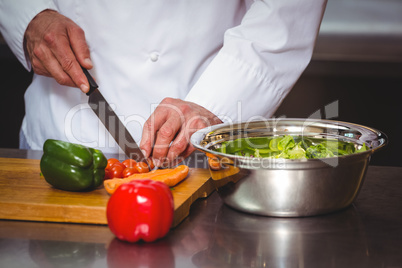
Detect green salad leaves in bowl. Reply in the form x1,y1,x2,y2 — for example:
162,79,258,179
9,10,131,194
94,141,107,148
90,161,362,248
215,135,369,160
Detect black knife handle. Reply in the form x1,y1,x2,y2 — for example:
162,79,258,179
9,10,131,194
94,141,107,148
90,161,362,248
81,67,99,96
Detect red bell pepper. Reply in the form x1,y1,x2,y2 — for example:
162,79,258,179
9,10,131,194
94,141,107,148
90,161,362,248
106,179,174,243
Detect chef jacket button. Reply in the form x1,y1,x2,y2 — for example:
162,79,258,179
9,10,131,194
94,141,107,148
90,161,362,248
150,52,159,62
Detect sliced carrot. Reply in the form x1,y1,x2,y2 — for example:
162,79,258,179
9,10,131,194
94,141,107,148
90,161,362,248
104,165,189,195
208,157,221,171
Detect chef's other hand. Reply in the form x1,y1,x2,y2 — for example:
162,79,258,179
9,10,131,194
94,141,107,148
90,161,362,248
24,9,92,93
140,98,222,167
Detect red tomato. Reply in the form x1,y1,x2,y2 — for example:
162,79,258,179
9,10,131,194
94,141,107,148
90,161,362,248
122,159,137,168
147,158,155,170
104,168,111,180
122,167,138,178
135,162,150,173
109,162,126,178
106,158,120,170
113,162,126,169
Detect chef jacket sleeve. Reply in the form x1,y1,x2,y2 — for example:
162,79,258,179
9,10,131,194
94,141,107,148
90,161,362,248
0,0,57,70
184,0,327,123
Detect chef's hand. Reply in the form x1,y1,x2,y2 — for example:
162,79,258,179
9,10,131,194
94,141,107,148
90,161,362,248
140,98,222,167
24,9,92,93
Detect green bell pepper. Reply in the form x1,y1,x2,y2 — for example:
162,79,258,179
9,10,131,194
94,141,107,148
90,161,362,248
40,139,107,191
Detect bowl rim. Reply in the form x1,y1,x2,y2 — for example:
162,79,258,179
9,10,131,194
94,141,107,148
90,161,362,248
190,118,388,164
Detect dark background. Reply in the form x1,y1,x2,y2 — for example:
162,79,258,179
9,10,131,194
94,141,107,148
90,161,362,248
1,0,401,166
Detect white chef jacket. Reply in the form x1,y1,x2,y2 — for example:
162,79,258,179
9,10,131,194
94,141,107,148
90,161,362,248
0,0,327,154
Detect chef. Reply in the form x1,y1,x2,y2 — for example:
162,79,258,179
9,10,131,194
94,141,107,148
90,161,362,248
0,0,327,167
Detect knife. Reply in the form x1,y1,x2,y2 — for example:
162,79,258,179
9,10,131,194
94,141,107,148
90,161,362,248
82,68,149,165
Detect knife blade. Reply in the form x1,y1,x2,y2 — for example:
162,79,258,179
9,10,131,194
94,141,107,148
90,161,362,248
82,68,148,164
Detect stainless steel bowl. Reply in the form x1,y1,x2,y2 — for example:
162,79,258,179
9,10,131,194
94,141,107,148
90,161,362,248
190,118,387,217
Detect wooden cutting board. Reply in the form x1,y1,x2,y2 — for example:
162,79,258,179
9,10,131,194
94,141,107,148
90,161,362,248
0,158,214,227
